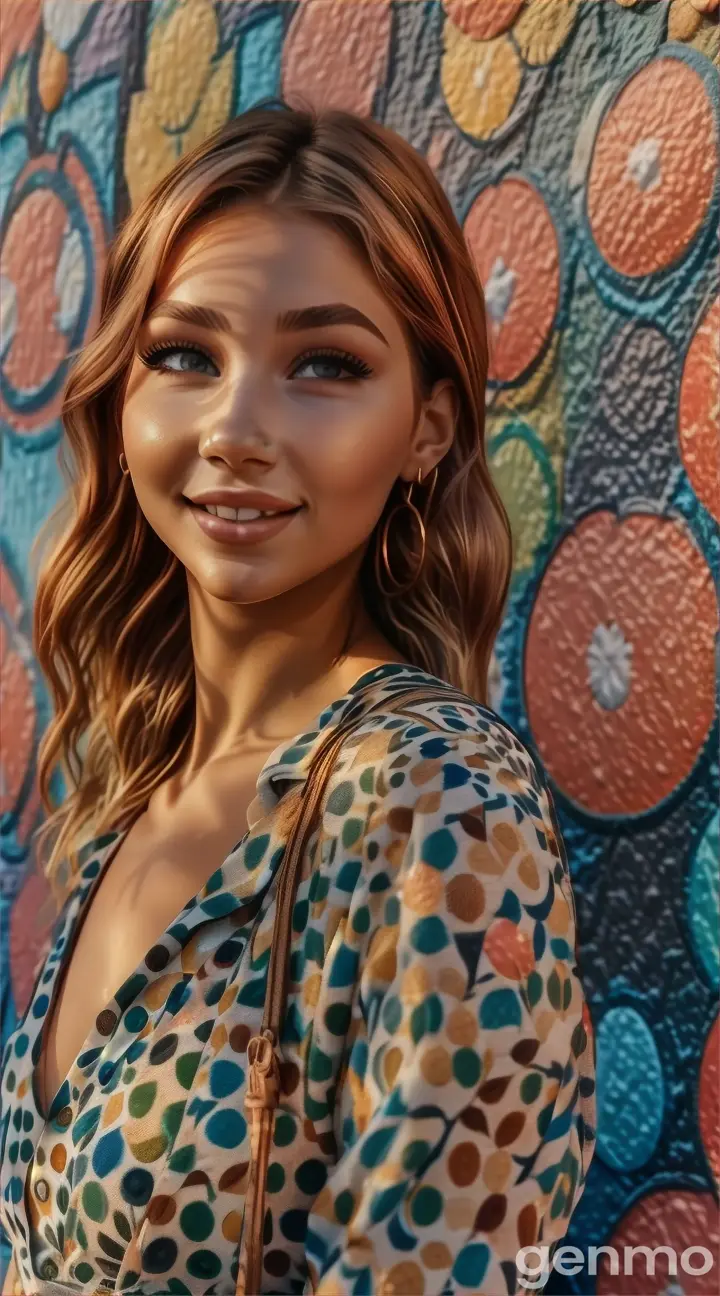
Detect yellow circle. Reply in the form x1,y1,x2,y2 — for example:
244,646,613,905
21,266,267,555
145,0,218,131
441,18,522,140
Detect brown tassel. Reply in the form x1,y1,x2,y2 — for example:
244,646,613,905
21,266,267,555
236,1031,280,1295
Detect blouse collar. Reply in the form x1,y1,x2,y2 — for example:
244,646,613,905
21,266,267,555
75,662,447,930
249,660,438,819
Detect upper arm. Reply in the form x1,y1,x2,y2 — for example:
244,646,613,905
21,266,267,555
307,716,596,1295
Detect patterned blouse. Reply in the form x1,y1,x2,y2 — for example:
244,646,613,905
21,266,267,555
0,663,595,1296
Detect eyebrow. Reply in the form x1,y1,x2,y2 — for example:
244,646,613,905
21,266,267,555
146,300,389,346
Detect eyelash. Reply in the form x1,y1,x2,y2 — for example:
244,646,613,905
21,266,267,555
137,339,373,380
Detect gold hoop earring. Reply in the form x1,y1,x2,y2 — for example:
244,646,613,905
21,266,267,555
374,465,438,597
119,452,130,476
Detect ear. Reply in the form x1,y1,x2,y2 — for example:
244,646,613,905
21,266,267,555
402,377,457,480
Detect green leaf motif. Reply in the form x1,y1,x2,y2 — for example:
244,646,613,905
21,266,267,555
128,1082,157,1119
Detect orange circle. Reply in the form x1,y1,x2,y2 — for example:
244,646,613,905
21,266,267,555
679,297,720,522
282,1,392,116
587,56,717,277
525,511,718,816
437,0,523,39
0,187,69,392
597,1188,719,1294
0,149,106,433
484,917,535,980
464,178,560,383
442,0,524,40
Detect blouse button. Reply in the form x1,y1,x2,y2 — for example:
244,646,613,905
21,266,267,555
41,1258,58,1280
56,1105,72,1127
35,1178,50,1202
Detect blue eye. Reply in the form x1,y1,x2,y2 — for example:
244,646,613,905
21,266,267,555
290,349,373,381
138,341,373,381
139,343,219,376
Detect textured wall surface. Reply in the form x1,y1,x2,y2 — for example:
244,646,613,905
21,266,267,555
1,1,718,1291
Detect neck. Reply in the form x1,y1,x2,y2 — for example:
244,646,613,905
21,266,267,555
177,564,407,783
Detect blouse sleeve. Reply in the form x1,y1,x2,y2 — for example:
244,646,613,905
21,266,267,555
304,719,596,1296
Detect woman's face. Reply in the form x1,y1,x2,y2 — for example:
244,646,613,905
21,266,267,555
121,203,453,608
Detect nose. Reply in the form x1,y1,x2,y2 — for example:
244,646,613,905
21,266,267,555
196,371,276,470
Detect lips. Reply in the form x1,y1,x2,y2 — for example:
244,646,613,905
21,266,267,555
185,499,303,547
186,488,300,513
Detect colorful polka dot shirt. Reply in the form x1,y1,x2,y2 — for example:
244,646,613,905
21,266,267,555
0,664,596,1294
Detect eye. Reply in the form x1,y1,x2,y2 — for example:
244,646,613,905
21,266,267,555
290,348,373,382
138,341,219,377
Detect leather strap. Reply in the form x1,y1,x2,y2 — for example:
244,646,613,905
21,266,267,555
236,681,467,1295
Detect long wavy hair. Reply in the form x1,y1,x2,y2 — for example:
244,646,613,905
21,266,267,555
32,102,512,893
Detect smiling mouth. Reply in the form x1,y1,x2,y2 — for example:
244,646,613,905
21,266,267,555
185,500,302,521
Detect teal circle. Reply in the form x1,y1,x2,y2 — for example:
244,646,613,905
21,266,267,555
453,1048,482,1088
273,1113,296,1148
209,1060,244,1099
245,834,270,870
124,1006,148,1034
382,996,403,1033
411,1186,443,1227
205,1109,246,1149
596,1006,664,1171
410,916,448,955
402,1139,430,1173
179,1202,214,1243
453,1243,490,1287
335,1190,354,1224
689,812,719,988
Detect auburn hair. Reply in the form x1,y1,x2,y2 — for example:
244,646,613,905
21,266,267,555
32,102,512,893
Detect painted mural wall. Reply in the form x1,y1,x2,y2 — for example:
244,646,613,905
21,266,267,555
1,0,718,1291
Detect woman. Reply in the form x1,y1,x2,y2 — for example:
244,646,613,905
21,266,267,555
0,105,595,1295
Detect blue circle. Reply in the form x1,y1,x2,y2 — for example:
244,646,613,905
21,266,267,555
453,1243,490,1288
205,1109,246,1149
595,1006,664,1171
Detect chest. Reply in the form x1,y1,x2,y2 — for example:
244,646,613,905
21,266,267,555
1,816,363,1295
39,767,274,1117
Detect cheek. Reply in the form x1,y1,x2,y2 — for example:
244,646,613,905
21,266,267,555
121,382,192,494
298,381,414,509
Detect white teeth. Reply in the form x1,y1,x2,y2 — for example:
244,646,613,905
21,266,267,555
202,504,279,521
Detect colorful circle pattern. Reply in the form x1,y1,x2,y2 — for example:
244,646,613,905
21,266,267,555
0,0,719,1288
524,510,718,818
587,51,718,278
0,145,105,433
464,177,560,385
595,1006,664,1172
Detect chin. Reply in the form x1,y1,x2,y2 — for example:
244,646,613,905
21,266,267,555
186,563,293,606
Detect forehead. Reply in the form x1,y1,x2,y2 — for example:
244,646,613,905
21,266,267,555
151,204,397,335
